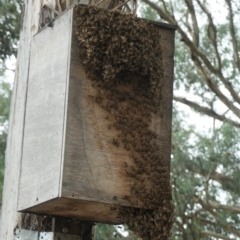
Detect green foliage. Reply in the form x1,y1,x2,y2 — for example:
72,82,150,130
0,0,22,61
171,111,240,239
95,224,117,239
0,0,21,199
96,224,138,240
0,78,11,199
139,4,161,21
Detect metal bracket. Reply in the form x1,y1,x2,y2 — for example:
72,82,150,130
14,229,81,240
14,229,38,240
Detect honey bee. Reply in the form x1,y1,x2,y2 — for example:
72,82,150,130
112,137,120,147
110,206,117,211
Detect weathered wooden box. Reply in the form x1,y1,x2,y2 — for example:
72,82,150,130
17,5,176,224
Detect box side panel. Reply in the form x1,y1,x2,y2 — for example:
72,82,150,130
18,10,73,211
158,28,175,169
62,19,175,207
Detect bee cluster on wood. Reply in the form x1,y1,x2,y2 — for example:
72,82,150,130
75,5,174,240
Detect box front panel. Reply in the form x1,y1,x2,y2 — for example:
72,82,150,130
18,10,73,211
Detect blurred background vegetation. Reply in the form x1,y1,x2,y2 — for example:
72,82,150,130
0,0,22,200
1,0,240,239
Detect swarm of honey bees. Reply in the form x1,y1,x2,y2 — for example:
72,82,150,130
75,5,174,240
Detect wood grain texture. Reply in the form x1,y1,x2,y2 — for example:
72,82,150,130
61,8,175,208
156,27,175,170
25,198,121,224
0,1,56,239
15,6,175,224
61,16,137,207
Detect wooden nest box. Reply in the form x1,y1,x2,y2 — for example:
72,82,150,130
17,5,176,224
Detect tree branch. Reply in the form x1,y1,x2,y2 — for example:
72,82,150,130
184,159,239,195
160,0,169,14
142,0,218,73
182,11,193,34
196,197,240,238
201,230,235,240
173,96,240,128
191,53,240,118
169,0,174,17
175,219,189,240
225,0,240,72
202,200,240,214
196,217,218,227
196,0,221,69
195,215,239,239
195,0,240,104
158,0,177,22
184,0,199,47
142,0,240,105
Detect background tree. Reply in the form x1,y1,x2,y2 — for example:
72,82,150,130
0,0,22,61
0,79,11,200
0,0,22,200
